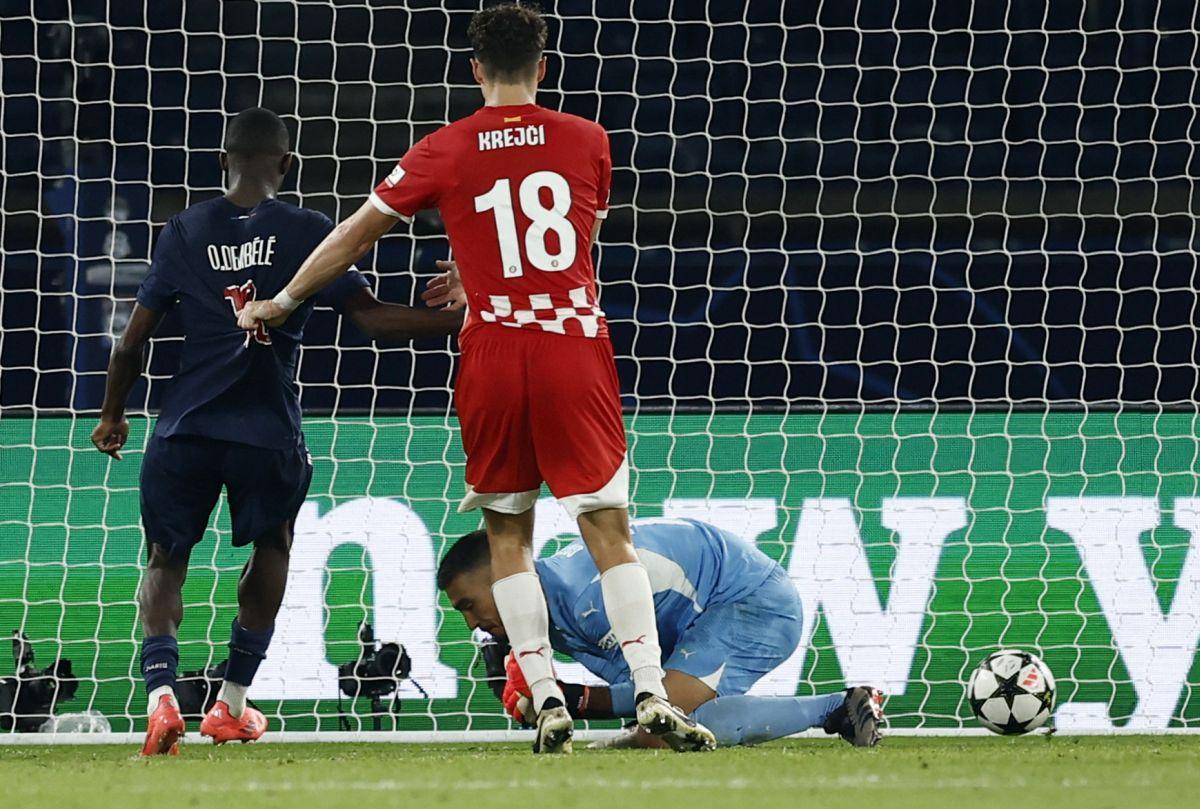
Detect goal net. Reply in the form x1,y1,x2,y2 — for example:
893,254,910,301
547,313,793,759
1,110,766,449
2,0,1199,738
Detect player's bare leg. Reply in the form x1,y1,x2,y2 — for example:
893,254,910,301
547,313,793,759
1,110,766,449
138,544,188,756
577,507,716,750
236,522,291,629
140,546,188,639
483,507,572,753
200,522,290,744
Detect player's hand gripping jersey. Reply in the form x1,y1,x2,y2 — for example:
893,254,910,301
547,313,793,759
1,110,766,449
370,104,625,516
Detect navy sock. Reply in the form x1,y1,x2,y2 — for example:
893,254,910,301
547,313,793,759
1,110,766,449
141,634,179,694
691,693,846,747
224,620,274,686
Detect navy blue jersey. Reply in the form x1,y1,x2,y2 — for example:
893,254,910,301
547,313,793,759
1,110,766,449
136,196,368,449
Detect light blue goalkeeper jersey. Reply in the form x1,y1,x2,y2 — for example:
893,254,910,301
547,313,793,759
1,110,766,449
534,517,780,687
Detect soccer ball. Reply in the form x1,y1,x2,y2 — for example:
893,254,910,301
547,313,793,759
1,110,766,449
968,649,1056,735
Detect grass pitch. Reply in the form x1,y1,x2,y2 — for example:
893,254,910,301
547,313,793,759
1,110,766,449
3,736,1196,809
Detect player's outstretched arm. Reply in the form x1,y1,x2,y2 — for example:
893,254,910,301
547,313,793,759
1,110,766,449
340,286,463,341
91,303,166,460
237,200,396,330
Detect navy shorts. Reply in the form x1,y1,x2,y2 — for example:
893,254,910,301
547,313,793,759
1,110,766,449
139,434,313,558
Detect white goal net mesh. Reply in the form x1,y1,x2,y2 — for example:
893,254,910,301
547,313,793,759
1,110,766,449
1,0,1198,737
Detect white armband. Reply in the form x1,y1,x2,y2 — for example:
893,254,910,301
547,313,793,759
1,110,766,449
273,288,304,312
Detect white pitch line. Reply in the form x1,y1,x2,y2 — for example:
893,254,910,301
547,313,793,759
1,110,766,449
2,726,1196,745
5,774,1169,796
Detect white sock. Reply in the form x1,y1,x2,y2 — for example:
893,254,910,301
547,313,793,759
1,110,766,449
147,685,177,716
492,571,564,711
600,562,667,701
217,681,248,718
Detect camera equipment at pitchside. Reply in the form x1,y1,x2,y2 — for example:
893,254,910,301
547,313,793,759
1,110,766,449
337,621,419,731
0,631,78,732
174,661,226,719
173,660,259,720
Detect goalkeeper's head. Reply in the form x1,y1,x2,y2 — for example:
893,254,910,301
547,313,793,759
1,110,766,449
468,2,548,87
437,529,508,640
219,106,293,187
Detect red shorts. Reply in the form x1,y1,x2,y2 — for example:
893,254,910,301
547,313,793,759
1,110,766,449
455,326,628,518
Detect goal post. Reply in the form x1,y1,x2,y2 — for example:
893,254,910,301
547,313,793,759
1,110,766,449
2,2,1200,740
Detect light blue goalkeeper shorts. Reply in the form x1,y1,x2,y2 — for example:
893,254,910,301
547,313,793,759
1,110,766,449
663,564,803,696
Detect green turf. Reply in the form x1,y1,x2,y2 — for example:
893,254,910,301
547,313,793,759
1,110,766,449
2,737,1197,809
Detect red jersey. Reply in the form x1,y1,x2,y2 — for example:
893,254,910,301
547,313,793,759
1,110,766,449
369,103,612,342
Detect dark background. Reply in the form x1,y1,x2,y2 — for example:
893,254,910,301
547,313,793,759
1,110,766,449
1,0,1198,413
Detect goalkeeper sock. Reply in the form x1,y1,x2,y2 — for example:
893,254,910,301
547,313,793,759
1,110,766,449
492,571,563,711
690,693,846,747
141,634,179,713
599,562,667,701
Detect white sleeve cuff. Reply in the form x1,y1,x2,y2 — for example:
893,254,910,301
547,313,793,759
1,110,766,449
368,191,413,223
594,207,609,220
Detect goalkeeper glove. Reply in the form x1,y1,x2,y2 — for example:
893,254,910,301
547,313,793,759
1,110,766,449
501,652,598,724
501,652,535,725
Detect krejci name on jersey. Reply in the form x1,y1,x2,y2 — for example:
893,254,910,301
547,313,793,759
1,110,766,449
477,124,547,151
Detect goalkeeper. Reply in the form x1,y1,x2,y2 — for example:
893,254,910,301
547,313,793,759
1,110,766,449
90,107,462,756
438,518,884,748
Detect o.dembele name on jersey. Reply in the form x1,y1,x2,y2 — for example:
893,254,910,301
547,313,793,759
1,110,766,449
206,235,277,272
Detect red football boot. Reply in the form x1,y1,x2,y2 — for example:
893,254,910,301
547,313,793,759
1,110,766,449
141,694,185,757
199,700,267,744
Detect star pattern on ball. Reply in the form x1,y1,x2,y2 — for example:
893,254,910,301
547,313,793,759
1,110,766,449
969,651,1055,735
